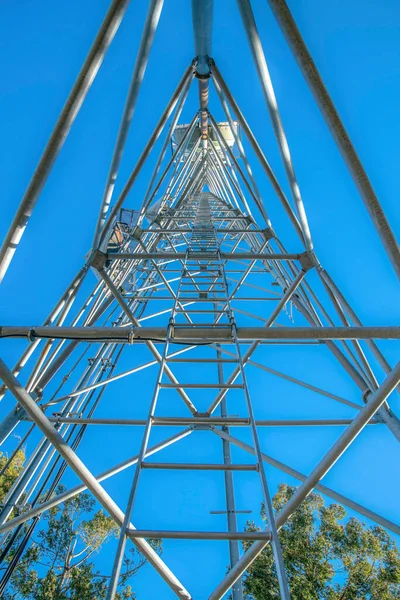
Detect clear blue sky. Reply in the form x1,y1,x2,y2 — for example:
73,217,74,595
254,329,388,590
0,1,399,598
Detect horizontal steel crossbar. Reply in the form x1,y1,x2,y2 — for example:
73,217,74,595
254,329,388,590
126,530,272,540
105,252,302,260
141,463,258,471
2,325,398,341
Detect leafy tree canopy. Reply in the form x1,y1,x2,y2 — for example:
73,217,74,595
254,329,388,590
0,451,161,599
0,450,25,504
243,484,400,600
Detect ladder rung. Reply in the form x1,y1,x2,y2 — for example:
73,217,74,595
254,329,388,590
175,309,229,313
171,323,231,328
166,358,239,363
141,463,257,471
159,383,243,389
177,298,228,302
152,416,248,425
126,530,270,540
179,289,224,292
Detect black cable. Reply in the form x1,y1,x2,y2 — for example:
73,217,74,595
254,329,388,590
0,346,124,591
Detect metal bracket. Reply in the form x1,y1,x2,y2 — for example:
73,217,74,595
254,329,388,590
196,71,211,80
192,412,212,429
299,251,317,271
88,249,107,271
132,226,143,240
262,227,275,241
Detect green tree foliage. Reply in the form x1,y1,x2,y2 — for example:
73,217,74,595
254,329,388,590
243,484,400,599
0,452,161,599
0,451,25,504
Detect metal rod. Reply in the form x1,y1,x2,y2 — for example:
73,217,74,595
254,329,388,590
96,267,197,413
105,252,302,260
216,341,243,600
0,358,192,599
320,269,399,383
141,463,257,470
0,429,192,537
92,0,164,247
237,0,313,254
210,63,305,245
209,361,400,599
105,261,190,598
212,429,400,536
266,0,400,278
192,0,214,146
213,76,271,228
2,325,397,341
46,345,194,406
138,111,197,223
0,0,131,283
30,417,376,427
97,64,195,250
127,530,270,540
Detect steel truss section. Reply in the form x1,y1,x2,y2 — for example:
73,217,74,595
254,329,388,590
0,2,399,600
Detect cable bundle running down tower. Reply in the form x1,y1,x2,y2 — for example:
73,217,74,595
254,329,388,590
0,1,399,599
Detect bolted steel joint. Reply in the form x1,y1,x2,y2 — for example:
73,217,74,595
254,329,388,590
128,328,136,344
132,226,143,240
88,249,107,271
299,250,317,271
196,71,211,80
262,227,275,241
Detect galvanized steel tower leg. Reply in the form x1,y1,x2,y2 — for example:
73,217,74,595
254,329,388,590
216,342,244,600
92,0,165,247
0,0,131,283
266,0,400,279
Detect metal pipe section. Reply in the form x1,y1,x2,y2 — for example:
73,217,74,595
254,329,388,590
0,359,192,600
104,252,302,260
213,77,272,228
192,0,214,148
142,463,257,471
0,429,192,537
28,417,378,427
2,325,398,341
138,112,198,223
266,0,400,279
216,342,243,600
97,64,195,250
92,0,164,247
45,346,194,406
209,361,400,599
106,301,178,599
212,429,399,536
0,0,131,283
210,63,305,245
237,0,313,252
0,406,27,446
209,114,257,214
128,530,270,541
229,314,291,597
192,0,214,76
96,267,197,413
319,269,399,382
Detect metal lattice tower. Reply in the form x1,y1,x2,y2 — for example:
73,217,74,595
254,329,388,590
0,1,399,599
